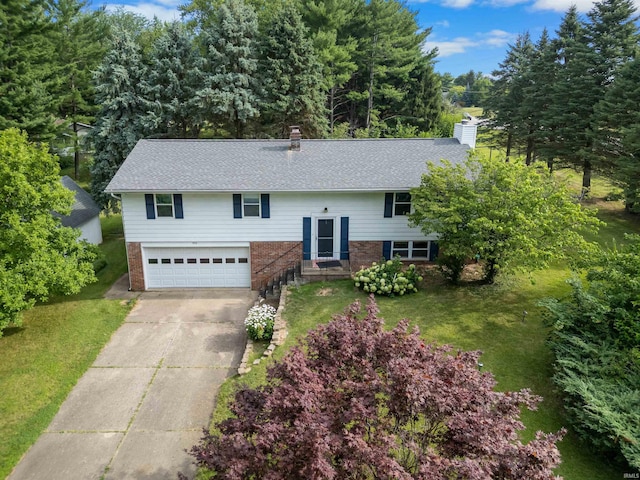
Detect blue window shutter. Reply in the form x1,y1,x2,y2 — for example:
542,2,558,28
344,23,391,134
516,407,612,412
340,217,349,260
429,241,439,261
145,194,155,219
303,217,311,261
173,194,183,219
382,241,392,260
233,194,242,218
384,193,393,217
261,194,270,218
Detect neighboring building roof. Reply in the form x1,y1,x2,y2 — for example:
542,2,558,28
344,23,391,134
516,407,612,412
58,176,101,228
105,137,471,193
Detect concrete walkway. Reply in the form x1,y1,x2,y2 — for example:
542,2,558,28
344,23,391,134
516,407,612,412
9,287,256,480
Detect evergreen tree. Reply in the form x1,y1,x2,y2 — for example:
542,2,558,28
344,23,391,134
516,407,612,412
349,0,425,133
298,0,358,135
259,3,327,138
90,29,149,209
519,29,557,165
144,21,205,138
485,32,534,161
199,0,260,138
50,0,108,178
595,57,640,211
403,53,442,132
0,0,57,139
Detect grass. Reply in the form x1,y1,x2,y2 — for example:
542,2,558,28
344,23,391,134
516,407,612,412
0,214,131,479
209,202,640,479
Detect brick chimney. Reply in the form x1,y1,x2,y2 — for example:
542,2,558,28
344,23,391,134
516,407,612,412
289,125,301,151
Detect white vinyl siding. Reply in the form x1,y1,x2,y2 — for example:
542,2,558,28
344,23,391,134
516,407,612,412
121,192,435,243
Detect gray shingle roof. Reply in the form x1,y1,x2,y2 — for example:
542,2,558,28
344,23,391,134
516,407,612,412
105,137,470,193
58,176,101,227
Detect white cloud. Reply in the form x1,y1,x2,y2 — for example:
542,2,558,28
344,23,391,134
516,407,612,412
532,0,640,12
441,0,475,7
425,29,517,58
105,2,181,22
424,37,475,57
435,20,451,28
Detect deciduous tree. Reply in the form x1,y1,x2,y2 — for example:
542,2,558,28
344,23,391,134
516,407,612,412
185,297,565,479
0,129,96,336
409,154,601,283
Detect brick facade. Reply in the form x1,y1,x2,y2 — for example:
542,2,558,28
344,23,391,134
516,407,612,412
349,241,384,271
126,242,145,291
250,241,303,290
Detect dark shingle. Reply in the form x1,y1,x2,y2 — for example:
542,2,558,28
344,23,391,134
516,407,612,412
58,176,101,227
105,137,470,193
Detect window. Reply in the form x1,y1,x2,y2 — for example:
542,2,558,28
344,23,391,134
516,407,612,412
155,194,174,217
233,193,270,218
174,258,184,264
394,193,411,216
148,258,158,264
187,258,197,264
392,240,430,259
145,194,183,219
243,194,260,217
161,258,171,264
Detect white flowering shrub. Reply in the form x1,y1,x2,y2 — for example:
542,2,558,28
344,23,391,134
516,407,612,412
245,303,277,341
354,257,423,297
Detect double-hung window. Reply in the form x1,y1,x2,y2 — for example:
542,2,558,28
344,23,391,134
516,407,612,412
394,193,411,216
243,194,260,217
155,194,174,217
384,192,412,217
145,194,183,219
233,193,270,219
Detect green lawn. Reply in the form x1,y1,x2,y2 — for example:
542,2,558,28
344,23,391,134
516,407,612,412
0,215,131,479
210,206,640,479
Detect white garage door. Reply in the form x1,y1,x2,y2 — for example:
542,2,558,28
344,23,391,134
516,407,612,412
144,247,251,288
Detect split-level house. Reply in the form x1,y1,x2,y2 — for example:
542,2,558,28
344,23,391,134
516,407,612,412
105,123,476,291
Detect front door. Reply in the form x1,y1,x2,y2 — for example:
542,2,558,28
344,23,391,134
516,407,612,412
317,218,334,258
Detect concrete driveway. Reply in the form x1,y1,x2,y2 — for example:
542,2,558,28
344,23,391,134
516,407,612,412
9,288,256,480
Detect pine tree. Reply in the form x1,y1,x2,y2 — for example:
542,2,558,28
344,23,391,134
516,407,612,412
349,0,425,133
485,32,534,161
298,0,358,135
90,29,149,209
519,29,557,166
259,3,327,138
199,0,260,138
403,53,442,133
50,0,108,178
144,21,204,138
595,57,640,211
0,0,57,139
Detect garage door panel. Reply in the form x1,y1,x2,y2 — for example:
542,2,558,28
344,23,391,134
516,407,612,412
144,247,250,288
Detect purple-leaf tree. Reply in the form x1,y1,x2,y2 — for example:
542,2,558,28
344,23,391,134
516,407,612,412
186,296,565,479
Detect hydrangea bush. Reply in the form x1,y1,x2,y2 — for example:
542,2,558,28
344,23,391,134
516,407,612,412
244,303,277,341
354,257,423,296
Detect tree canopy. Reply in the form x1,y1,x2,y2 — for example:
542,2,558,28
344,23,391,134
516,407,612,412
185,297,564,479
0,129,96,336
409,154,601,283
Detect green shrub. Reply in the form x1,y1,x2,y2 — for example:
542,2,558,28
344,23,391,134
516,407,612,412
245,303,277,341
354,257,422,297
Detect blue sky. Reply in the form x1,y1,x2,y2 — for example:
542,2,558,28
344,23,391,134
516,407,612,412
99,0,639,77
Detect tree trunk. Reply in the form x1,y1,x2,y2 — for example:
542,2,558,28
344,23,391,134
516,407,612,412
525,129,534,166
329,85,335,135
505,131,512,162
582,158,591,197
73,121,80,180
366,33,378,132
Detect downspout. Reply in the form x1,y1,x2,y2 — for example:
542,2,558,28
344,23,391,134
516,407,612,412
110,193,132,291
